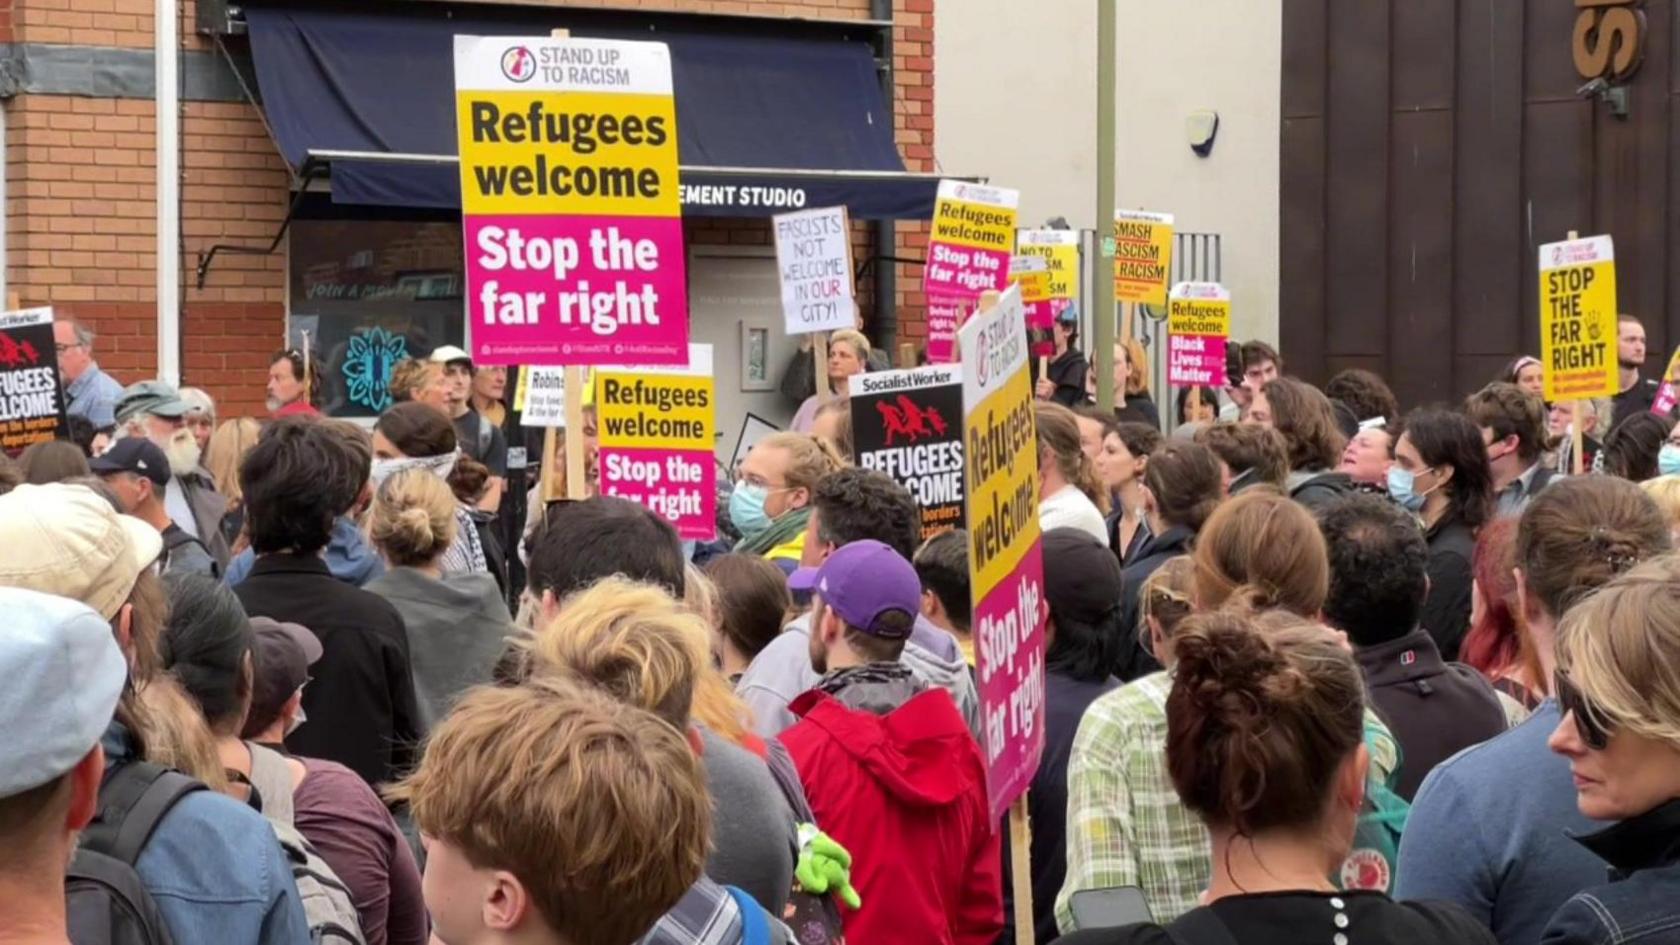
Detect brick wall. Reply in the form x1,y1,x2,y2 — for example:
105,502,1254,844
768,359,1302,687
7,0,934,417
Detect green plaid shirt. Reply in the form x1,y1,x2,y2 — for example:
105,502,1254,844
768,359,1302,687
1055,671,1399,931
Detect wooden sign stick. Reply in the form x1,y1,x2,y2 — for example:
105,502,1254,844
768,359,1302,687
540,426,560,503
1009,795,1033,945
545,28,589,501
301,330,313,406
1565,230,1585,477
813,333,832,404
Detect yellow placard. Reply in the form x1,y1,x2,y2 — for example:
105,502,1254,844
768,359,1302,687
1017,234,1079,303
594,370,714,451
1007,260,1052,304
1113,210,1174,307
455,90,680,218
963,367,1040,597
931,196,1017,255
1539,234,1618,402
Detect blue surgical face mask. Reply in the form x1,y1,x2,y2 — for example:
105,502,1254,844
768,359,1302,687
1660,444,1680,478
729,482,773,536
1387,465,1433,512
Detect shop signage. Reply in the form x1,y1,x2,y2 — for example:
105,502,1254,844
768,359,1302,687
1539,234,1619,402
958,285,1047,824
595,344,716,540
849,365,964,541
1573,0,1646,83
1166,282,1231,388
454,35,688,366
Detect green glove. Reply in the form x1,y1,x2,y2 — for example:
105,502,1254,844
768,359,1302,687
795,823,862,910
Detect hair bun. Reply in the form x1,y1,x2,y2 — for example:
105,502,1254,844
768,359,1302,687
397,505,436,545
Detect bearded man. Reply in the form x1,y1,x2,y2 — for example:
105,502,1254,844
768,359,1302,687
114,381,231,567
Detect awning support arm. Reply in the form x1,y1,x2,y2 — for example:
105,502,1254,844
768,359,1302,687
193,154,326,289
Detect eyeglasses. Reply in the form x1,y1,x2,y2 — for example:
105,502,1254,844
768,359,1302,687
55,343,83,354
1554,670,1613,751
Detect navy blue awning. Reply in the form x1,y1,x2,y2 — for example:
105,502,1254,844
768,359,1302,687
244,6,943,219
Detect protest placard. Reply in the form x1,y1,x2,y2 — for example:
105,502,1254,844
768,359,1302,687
1008,255,1055,358
0,307,64,453
1166,282,1231,388
959,285,1047,825
925,180,1019,362
1113,210,1175,308
1654,345,1680,416
595,344,715,540
454,35,687,366
774,206,855,335
850,365,964,541
1017,228,1080,319
517,365,569,426
1539,234,1618,402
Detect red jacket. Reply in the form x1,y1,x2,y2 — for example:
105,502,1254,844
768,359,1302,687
780,687,1003,945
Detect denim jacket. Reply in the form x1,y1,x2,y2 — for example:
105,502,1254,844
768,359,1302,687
224,516,386,588
102,723,312,945
1542,798,1680,945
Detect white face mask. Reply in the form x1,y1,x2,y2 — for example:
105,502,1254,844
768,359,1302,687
369,449,460,488
285,699,307,736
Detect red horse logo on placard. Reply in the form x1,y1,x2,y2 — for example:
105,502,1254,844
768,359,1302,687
0,332,41,370
877,397,949,446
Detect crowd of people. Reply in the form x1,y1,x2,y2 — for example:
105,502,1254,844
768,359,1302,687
4,309,1680,945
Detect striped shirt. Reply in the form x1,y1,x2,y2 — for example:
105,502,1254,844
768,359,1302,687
1055,671,1400,931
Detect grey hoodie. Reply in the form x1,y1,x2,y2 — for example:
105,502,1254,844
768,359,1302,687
363,566,515,730
736,611,982,742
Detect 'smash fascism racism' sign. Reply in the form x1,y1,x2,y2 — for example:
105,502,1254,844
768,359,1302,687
924,181,1020,363
774,206,855,335
595,344,716,540
1113,210,1174,308
1166,282,1231,388
0,307,65,452
850,365,964,541
959,286,1047,823
455,36,687,366
1539,234,1618,402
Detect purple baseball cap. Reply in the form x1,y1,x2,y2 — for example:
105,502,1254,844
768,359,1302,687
788,540,921,639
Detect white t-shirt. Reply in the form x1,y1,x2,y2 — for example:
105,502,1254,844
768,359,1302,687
1039,484,1108,545
165,478,199,538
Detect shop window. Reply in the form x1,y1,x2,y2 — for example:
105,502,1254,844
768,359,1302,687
288,219,465,417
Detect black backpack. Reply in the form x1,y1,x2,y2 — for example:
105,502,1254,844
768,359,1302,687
68,762,206,945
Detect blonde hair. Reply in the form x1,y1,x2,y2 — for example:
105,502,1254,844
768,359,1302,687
204,417,261,503
1643,476,1680,536
389,359,442,403
387,676,708,945
522,577,707,730
1557,554,1680,748
754,432,845,493
1139,555,1197,649
368,468,458,567
1119,337,1151,397
829,329,870,362
140,675,229,793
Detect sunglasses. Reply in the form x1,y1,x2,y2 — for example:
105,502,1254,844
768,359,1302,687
1554,670,1613,751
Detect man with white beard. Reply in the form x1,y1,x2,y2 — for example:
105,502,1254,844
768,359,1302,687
114,381,231,568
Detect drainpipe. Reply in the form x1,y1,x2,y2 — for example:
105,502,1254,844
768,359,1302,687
156,0,181,385
871,0,897,352
0,100,9,306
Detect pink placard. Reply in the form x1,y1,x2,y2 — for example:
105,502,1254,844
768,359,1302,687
924,242,1012,297
974,542,1047,824
597,446,716,541
465,215,688,367
1026,299,1055,358
925,294,965,364
1167,334,1228,388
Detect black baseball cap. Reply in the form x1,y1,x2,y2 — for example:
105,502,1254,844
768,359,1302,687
89,437,170,488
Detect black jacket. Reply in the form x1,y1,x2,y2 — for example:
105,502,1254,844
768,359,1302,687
1611,376,1664,432
1112,393,1160,430
1115,526,1194,682
1421,515,1477,661
233,553,422,787
1286,468,1357,514
1355,627,1508,801
1544,798,1680,945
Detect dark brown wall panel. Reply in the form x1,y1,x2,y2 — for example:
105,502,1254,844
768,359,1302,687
1281,0,1679,410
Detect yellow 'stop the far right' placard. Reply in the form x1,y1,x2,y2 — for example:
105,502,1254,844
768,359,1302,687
1539,234,1618,402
